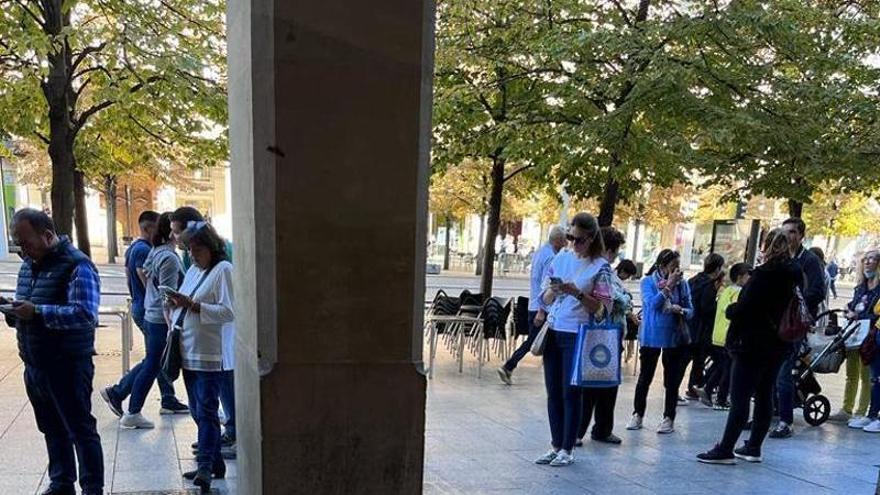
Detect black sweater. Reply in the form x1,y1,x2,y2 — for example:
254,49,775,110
725,259,802,355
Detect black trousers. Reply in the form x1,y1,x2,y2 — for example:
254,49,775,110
634,346,686,420
718,351,786,453
704,346,731,404
681,342,710,391
578,386,618,440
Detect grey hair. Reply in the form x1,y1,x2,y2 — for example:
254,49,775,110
548,225,566,242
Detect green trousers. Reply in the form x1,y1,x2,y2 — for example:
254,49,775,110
843,349,871,416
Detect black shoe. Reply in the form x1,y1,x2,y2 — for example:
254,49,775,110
41,487,76,495
574,438,584,447
769,422,793,439
696,388,713,408
160,398,190,415
183,461,226,480
220,432,236,446
99,387,123,418
685,388,700,401
742,420,753,431
696,445,736,465
592,433,622,445
193,468,212,493
734,442,762,463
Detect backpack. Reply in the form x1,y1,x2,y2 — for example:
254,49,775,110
778,286,811,343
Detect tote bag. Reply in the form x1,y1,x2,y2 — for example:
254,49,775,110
570,316,623,388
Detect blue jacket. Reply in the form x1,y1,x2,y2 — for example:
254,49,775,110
13,238,98,366
639,273,693,348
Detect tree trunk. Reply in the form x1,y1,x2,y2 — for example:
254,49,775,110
632,218,642,261
73,170,91,258
443,214,452,271
104,175,118,264
475,214,486,276
787,199,803,218
43,0,76,237
598,174,621,227
480,158,505,296
125,185,133,238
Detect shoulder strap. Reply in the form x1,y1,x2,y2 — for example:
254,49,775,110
174,264,217,328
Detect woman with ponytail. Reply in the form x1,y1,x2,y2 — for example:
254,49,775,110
627,249,692,434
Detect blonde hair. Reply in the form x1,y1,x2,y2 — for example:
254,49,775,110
857,249,880,287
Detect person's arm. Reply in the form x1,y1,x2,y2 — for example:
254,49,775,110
678,281,694,319
38,262,101,330
641,276,666,310
193,264,235,325
803,257,825,315
157,253,182,290
133,245,149,288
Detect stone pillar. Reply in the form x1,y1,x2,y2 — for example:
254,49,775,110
228,0,433,493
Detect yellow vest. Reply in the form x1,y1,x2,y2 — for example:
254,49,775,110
712,285,742,347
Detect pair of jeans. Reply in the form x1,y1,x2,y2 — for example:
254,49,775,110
718,351,786,453
126,321,169,414
869,354,880,419
543,330,581,452
111,312,178,406
183,369,224,471
578,386,618,440
25,358,104,494
843,349,871,416
220,370,236,438
775,347,798,425
634,346,685,420
503,311,539,372
704,346,731,404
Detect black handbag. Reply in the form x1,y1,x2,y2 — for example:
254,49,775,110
160,266,215,382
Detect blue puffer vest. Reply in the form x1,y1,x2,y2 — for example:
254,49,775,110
15,237,97,366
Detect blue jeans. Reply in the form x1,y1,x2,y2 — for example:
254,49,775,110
25,358,104,494
869,354,880,419
220,370,236,438
127,322,169,414
184,369,224,471
503,311,539,372
543,330,581,452
111,311,178,405
776,347,797,424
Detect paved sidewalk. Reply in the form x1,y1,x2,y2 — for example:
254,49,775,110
425,347,879,494
0,324,238,494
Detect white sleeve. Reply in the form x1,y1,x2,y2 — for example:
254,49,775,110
198,263,235,325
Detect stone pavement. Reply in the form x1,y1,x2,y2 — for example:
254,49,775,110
424,349,879,494
0,323,238,494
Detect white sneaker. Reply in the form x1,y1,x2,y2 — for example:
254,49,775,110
657,417,675,434
626,413,643,430
828,409,852,423
534,449,558,465
549,450,574,467
120,413,155,430
863,419,880,433
848,416,872,429
497,367,513,386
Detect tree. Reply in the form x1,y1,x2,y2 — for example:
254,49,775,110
434,0,558,295
0,0,227,255
691,1,880,216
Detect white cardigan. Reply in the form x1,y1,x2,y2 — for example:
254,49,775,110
170,261,235,372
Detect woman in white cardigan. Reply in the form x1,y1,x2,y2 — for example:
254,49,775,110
167,222,234,492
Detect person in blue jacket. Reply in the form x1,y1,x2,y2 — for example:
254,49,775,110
627,249,693,434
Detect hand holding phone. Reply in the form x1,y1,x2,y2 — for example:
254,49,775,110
158,285,182,298
549,277,564,287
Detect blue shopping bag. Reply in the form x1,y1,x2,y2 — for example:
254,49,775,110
570,317,622,388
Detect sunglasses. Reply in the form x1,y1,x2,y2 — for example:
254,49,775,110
566,233,592,245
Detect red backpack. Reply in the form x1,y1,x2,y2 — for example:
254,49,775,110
778,286,811,342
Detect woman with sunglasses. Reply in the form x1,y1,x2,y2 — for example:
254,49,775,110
627,249,692,434
534,213,612,467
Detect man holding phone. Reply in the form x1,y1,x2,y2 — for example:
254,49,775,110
4,209,103,495
498,226,567,385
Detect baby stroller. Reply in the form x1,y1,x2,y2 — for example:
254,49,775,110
794,309,861,426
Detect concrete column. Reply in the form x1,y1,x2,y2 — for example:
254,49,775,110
228,0,433,493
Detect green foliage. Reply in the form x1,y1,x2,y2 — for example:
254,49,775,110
0,0,227,182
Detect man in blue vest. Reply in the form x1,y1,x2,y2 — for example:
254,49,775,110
3,209,103,495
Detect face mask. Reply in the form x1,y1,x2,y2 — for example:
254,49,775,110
865,270,876,279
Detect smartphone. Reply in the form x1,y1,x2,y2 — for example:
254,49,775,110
549,277,563,285
158,285,182,298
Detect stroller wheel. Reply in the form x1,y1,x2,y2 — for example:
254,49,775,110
803,395,831,426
